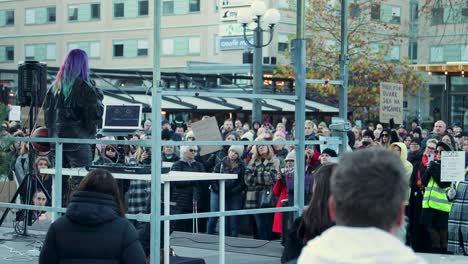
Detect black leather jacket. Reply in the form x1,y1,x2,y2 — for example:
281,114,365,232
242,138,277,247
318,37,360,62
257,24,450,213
44,79,103,151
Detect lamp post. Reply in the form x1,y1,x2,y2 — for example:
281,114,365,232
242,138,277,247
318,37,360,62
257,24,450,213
238,0,280,124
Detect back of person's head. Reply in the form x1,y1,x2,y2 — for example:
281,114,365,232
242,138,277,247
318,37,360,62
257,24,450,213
303,163,337,242
78,169,125,216
330,147,407,232
55,49,90,99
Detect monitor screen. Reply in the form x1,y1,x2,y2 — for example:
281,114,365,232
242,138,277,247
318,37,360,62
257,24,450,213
104,105,141,129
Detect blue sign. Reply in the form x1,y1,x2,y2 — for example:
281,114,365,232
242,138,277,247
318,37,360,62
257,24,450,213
219,36,254,50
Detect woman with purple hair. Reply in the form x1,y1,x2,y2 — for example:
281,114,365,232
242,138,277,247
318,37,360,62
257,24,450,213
44,49,103,204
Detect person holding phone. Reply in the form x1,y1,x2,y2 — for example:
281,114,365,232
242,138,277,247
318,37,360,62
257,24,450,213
407,138,438,252
420,141,453,254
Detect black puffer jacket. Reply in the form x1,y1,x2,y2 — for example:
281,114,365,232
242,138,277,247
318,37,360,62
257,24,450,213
39,191,145,264
44,79,103,151
170,159,205,211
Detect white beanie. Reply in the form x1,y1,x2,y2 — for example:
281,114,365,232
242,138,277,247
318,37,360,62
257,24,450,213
229,145,244,157
285,150,295,162
241,131,254,141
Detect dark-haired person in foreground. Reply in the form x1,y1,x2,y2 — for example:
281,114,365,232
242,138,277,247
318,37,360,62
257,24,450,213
281,163,336,263
39,169,145,264
298,148,426,264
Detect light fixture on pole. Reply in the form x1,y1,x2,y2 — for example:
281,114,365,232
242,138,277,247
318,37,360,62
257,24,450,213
238,0,280,124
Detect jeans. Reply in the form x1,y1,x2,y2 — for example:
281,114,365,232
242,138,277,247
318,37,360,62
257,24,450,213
207,191,243,237
254,213,273,240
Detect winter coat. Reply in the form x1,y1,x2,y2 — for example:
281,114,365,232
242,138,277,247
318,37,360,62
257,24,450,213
272,179,288,233
244,157,280,209
448,180,468,255
298,226,426,264
170,159,205,211
44,79,103,151
39,191,145,264
211,156,246,198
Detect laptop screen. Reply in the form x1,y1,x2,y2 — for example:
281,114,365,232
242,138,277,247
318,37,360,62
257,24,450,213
102,104,142,130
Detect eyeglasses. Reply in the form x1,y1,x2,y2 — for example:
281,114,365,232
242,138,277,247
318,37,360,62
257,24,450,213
381,134,389,137
189,149,197,153
106,148,116,152
427,146,436,151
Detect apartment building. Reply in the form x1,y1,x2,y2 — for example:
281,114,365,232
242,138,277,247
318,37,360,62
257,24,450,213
0,0,294,72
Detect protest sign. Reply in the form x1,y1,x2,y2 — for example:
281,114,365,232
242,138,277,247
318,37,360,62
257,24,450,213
190,117,223,156
441,151,466,182
379,82,403,124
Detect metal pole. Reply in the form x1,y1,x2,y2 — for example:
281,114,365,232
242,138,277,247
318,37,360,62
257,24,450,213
219,180,226,264
150,0,163,263
252,18,263,124
339,0,349,154
52,143,63,221
293,0,306,217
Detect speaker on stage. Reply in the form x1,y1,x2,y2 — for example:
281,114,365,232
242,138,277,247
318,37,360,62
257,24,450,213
18,61,48,107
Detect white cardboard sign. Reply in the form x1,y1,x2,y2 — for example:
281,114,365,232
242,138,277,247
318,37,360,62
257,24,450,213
441,151,465,182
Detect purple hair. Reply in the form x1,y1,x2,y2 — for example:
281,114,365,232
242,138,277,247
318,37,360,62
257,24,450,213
54,49,90,100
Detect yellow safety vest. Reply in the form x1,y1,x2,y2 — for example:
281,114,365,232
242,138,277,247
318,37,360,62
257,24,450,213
422,178,451,212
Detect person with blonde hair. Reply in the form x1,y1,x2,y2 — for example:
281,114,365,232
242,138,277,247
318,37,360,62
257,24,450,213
244,135,280,240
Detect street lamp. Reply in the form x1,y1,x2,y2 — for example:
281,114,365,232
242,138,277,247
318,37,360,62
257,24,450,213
238,0,280,124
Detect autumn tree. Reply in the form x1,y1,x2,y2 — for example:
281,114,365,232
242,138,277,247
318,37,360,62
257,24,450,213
276,0,425,121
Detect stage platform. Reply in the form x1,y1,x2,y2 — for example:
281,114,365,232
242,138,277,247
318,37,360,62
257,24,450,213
0,221,466,263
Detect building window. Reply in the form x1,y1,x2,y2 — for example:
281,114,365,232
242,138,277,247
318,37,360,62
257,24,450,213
114,43,124,57
69,6,78,21
137,40,148,56
385,46,400,61
114,2,124,18
0,46,14,63
68,41,100,58
371,4,400,24
113,40,149,58
162,39,174,55
139,0,149,16
163,0,174,15
0,10,14,26
162,36,200,56
47,7,56,22
408,41,418,64
431,8,444,25
69,3,101,22
430,46,444,63
278,34,289,52
25,7,56,25
24,44,56,61
91,4,101,19
189,0,200,12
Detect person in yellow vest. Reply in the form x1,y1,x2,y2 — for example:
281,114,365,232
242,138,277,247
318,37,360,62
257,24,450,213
420,141,453,254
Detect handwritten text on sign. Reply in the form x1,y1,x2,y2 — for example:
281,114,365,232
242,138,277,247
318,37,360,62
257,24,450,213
379,82,403,124
441,151,466,182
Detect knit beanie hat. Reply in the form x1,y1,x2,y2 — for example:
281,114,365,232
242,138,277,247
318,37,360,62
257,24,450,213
321,148,338,157
229,145,244,157
241,131,254,141
285,150,295,162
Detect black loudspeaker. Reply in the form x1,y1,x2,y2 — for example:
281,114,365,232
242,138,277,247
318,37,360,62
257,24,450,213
18,61,47,107
242,51,253,64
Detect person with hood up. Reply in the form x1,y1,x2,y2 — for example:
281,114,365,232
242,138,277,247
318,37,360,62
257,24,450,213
39,169,145,263
298,148,426,264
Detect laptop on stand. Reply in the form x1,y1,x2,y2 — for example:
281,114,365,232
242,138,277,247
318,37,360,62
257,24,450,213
97,104,143,137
